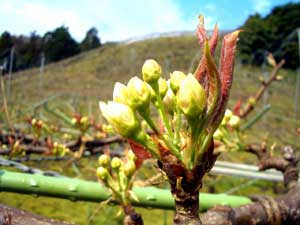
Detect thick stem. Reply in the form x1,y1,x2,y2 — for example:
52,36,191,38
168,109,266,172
123,204,143,225
174,191,202,225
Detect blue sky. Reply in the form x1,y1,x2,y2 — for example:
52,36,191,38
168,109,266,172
0,0,298,42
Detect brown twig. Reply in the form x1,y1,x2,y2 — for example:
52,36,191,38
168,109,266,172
202,145,300,225
239,60,285,118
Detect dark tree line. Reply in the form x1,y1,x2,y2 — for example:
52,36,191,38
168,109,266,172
239,2,300,69
0,26,101,74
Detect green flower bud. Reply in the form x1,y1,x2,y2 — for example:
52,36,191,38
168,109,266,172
124,160,136,177
96,167,109,180
176,74,206,119
158,78,168,98
213,129,224,139
111,157,122,169
229,115,241,129
126,76,151,110
80,116,89,125
221,109,233,125
163,88,176,114
127,150,137,161
142,59,161,84
98,154,110,167
113,82,128,105
99,101,141,138
170,71,186,93
247,97,256,106
71,118,77,125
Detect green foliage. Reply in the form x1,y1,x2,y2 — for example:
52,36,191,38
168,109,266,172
80,27,101,52
0,31,14,72
0,27,102,73
43,26,80,62
239,2,300,69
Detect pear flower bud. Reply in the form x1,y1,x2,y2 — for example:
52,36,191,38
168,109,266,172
213,129,224,139
170,71,186,93
113,82,128,105
99,101,141,138
163,88,176,114
80,116,89,125
221,109,233,125
96,167,109,180
127,150,137,161
71,118,77,125
98,154,110,167
176,74,206,119
124,160,136,177
111,157,122,169
229,115,241,129
126,76,151,110
158,78,168,98
142,59,161,84
247,97,256,106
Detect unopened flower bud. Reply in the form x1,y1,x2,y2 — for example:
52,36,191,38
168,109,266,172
170,71,186,93
111,157,122,169
71,118,77,125
222,109,232,125
127,150,137,161
213,129,224,139
113,82,128,105
247,97,256,106
32,118,37,126
158,78,168,98
98,154,110,167
142,59,161,84
229,115,241,129
126,76,151,110
96,167,109,180
80,116,89,125
163,88,176,114
176,74,206,119
99,101,141,138
124,160,136,177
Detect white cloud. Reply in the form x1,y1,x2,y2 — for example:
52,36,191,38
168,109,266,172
0,0,210,42
252,0,271,14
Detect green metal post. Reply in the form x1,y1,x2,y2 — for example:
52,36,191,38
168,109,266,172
0,170,251,211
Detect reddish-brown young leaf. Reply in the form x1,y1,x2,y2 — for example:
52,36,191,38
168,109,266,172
233,99,243,116
196,15,207,48
195,23,219,88
219,31,240,106
204,41,221,117
211,30,240,127
128,139,152,168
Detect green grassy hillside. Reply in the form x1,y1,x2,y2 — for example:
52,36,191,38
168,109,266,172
1,34,299,224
